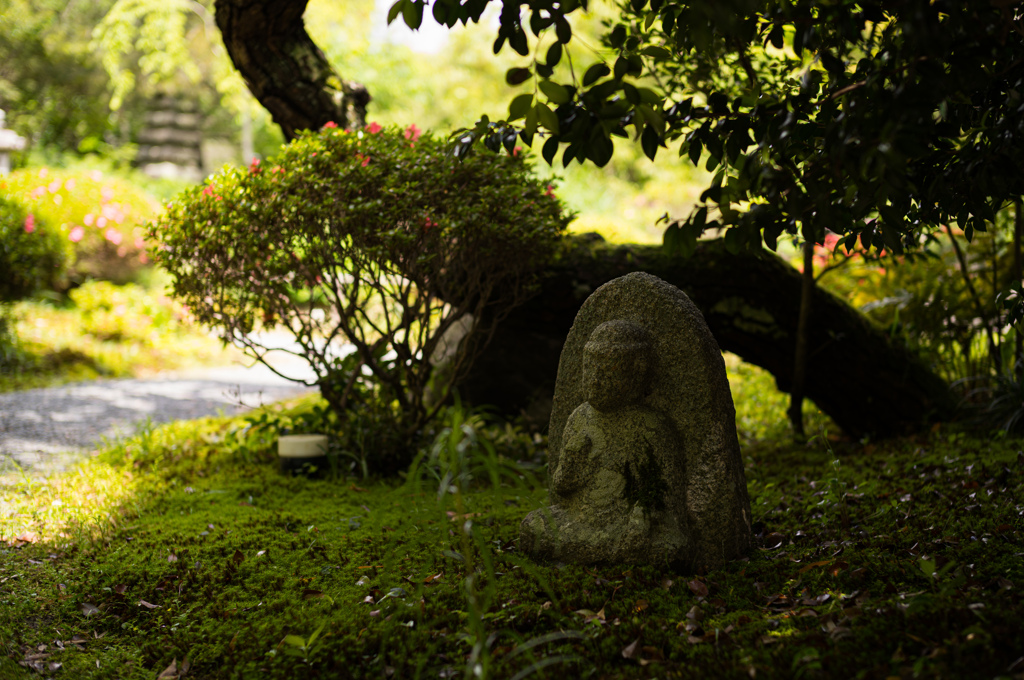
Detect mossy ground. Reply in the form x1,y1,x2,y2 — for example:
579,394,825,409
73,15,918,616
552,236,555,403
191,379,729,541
1,361,1023,679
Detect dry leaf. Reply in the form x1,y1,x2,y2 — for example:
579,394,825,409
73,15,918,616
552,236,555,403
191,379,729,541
231,550,244,565
634,599,649,612
621,637,641,659
114,584,127,595
138,600,161,609
303,589,324,599
157,658,178,679
688,580,709,598
167,553,178,563
81,603,99,617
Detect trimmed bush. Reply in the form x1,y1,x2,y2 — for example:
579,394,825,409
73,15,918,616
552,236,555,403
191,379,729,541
153,124,571,474
0,193,70,302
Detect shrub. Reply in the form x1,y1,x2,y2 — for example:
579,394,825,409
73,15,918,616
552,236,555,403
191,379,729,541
153,124,571,474
0,193,71,302
1,168,161,284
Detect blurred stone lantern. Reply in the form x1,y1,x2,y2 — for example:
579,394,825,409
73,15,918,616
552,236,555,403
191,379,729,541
0,110,26,176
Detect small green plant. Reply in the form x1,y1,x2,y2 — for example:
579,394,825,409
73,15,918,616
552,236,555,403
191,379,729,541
275,622,326,667
154,123,571,474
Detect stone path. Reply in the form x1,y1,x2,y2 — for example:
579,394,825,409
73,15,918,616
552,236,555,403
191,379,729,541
0,360,317,478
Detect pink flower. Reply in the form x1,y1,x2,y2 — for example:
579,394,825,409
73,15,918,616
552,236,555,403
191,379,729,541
104,228,123,245
23,213,35,233
47,180,61,194
361,156,370,167
101,187,114,202
69,226,84,243
323,121,338,129
513,146,523,157
365,122,383,134
545,185,556,199
97,216,108,229
250,158,261,173
404,124,422,142
139,252,149,264
84,213,95,226
203,185,214,197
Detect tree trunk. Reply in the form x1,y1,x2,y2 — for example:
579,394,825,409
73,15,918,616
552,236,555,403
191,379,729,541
213,0,369,139
460,235,956,439
788,239,814,439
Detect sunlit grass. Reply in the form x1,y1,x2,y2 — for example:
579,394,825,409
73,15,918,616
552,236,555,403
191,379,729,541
1,280,239,392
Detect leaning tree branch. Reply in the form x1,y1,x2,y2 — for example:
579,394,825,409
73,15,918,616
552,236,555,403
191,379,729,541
213,0,369,138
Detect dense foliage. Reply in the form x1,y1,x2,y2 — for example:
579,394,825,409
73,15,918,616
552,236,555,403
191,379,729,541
2,167,160,284
407,0,1024,261
0,193,68,302
154,123,570,473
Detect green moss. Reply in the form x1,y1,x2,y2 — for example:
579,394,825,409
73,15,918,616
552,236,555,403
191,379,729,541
621,444,668,518
2,367,1024,678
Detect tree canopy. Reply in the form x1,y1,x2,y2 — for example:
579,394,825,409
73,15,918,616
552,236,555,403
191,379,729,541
407,0,1024,260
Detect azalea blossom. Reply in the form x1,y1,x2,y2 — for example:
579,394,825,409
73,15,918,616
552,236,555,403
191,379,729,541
404,124,422,142
323,121,338,129
366,121,383,134
69,226,84,243
105,227,123,245
23,213,34,233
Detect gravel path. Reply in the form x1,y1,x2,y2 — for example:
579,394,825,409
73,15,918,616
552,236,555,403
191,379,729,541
0,360,318,478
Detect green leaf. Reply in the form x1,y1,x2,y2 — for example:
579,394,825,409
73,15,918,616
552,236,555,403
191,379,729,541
506,67,532,86
583,63,611,86
523,105,539,138
539,81,570,105
641,124,660,160
432,1,449,25
535,103,560,134
687,137,702,165
555,16,572,44
542,137,560,165
642,45,672,59
508,94,534,121
387,0,404,25
402,0,423,29
546,42,562,67
283,635,307,649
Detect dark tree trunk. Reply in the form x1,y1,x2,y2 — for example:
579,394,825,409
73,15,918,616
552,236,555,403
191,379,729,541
460,235,956,439
213,0,369,139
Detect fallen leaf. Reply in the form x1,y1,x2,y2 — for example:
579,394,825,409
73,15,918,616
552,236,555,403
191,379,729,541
350,485,367,492
621,637,641,659
231,550,244,565
303,589,324,599
686,605,704,621
157,658,178,679
81,603,99,617
70,635,88,645
114,584,127,595
167,553,178,563
634,599,649,612
138,600,161,609
688,580,709,598
763,532,785,549
660,578,674,590
256,550,267,557
798,560,830,574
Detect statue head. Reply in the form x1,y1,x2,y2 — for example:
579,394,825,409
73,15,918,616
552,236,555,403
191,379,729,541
582,319,654,412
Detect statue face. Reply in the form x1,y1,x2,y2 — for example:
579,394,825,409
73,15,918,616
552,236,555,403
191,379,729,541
581,319,653,412
583,344,648,412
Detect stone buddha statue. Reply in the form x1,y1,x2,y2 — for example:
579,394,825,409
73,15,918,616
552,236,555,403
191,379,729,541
519,319,688,564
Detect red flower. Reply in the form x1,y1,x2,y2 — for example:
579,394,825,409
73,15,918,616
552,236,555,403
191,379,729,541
404,124,422,142
323,121,338,129
545,185,556,199
203,185,214,197
23,213,34,233
361,156,371,167
366,122,383,134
